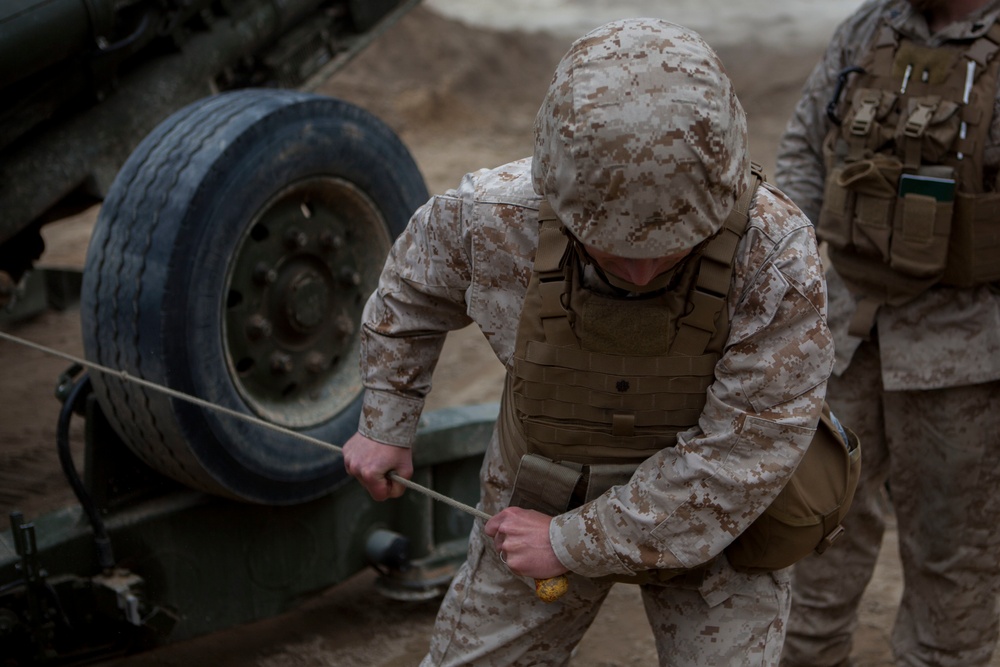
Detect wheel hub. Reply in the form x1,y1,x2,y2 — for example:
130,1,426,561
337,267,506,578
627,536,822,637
223,176,391,428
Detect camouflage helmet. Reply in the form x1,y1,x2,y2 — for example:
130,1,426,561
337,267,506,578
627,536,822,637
532,19,750,259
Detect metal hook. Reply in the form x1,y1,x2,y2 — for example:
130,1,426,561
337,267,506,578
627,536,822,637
827,66,866,126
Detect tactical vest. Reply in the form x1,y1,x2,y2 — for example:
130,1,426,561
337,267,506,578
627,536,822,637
819,18,1000,336
499,192,742,475
500,168,861,578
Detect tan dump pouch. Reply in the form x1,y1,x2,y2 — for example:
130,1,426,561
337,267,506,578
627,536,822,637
725,402,862,574
942,191,1000,287
509,453,583,516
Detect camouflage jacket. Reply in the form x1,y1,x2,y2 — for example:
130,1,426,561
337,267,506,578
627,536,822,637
776,0,1000,390
357,158,835,574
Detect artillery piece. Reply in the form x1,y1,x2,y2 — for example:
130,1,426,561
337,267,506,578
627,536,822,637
0,1,491,663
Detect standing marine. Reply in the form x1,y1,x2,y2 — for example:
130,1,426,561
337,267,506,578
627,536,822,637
347,18,840,666
776,0,1000,665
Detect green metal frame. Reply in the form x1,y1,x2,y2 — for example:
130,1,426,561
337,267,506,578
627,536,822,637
0,399,496,663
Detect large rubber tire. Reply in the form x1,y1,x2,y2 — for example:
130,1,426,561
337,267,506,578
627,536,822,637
80,89,427,505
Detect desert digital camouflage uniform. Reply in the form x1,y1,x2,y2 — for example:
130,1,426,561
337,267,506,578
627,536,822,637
775,1,1000,665
357,20,834,666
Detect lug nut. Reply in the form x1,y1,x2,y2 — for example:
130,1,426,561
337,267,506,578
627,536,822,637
319,231,345,251
340,268,361,287
335,313,355,339
284,227,308,249
305,351,327,374
246,315,273,340
252,262,278,285
270,352,294,375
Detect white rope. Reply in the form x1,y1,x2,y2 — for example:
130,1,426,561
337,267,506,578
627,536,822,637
0,329,490,522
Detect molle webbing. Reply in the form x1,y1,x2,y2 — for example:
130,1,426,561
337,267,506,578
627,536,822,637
674,166,756,354
821,19,1000,334
533,208,577,348
838,21,1000,189
503,169,762,467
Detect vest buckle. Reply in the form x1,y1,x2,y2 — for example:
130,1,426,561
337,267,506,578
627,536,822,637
903,101,937,138
850,95,880,136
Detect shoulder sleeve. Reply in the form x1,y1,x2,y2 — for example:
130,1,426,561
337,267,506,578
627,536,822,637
357,159,539,447
357,191,476,447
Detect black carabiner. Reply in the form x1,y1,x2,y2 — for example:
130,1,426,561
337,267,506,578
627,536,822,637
827,66,866,126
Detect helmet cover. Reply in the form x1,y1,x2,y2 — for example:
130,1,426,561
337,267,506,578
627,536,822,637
532,19,750,258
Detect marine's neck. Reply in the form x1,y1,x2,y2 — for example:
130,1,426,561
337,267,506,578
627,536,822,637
924,0,992,33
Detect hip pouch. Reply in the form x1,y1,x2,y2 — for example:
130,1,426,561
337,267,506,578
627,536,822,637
509,402,861,576
725,403,861,573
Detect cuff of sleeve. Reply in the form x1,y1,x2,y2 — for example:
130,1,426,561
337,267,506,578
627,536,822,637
357,389,424,448
549,504,633,579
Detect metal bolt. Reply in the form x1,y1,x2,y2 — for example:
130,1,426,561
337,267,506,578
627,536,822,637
270,352,294,375
252,262,278,286
305,351,326,374
284,227,308,249
319,231,345,251
340,268,361,287
246,315,273,341
334,313,355,339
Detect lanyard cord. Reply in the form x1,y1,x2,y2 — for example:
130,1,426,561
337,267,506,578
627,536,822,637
0,329,491,522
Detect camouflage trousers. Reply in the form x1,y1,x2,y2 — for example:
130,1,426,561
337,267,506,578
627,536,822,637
420,440,792,666
781,339,1000,667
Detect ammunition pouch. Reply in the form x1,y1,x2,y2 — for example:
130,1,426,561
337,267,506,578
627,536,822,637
819,157,955,284
817,19,1000,331
509,401,861,579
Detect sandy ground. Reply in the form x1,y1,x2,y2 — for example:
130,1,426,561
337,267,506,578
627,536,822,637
1,5,997,666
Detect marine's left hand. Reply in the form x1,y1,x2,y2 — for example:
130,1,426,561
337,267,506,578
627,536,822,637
485,507,569,579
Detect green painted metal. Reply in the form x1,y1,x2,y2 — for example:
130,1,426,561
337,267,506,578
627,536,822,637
0,402,497,660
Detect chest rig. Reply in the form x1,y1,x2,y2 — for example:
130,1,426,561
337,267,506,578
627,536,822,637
820,18,1000,336
498,179,755,478
497,165,763,514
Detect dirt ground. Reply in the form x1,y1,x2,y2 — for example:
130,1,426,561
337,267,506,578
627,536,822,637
1,6,996,666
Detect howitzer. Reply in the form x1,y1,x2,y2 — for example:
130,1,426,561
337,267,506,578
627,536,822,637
0,0,496,663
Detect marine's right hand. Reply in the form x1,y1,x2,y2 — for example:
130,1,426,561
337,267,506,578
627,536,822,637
343,432,414,501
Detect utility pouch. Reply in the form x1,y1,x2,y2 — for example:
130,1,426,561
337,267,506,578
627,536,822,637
818,156,902,260
509,454,685,586
509,453,636,515
509,453,583,516
817,165,856,250
843,88,898,147
942,191,1000,287
725,402,862,574
890,167,955,278
892,96,961,165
